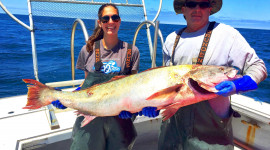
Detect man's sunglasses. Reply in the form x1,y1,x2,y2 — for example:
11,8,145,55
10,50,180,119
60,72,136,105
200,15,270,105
185,1,211,9
100,15,120,23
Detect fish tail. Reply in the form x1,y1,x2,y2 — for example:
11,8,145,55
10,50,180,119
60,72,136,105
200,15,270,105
22,79,53,109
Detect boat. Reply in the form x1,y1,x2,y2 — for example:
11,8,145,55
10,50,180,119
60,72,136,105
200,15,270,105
0,0,269,149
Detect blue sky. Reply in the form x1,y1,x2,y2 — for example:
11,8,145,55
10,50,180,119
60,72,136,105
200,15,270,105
1,0,270,29
144,0,270,30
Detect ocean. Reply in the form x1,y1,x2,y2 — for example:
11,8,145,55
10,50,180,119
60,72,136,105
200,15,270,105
0,13,269,103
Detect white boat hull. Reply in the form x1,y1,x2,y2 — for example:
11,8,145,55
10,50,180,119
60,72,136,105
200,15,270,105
231,95,270,149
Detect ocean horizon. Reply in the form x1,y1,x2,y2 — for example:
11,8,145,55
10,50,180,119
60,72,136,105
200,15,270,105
0,13,269,103
1,11,270,31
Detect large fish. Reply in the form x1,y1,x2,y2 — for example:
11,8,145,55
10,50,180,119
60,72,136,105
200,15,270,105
23,65,240,127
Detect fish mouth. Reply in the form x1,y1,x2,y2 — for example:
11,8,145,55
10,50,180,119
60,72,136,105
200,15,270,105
189,78,213,94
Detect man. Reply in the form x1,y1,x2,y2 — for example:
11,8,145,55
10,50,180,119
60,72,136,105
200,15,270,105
158,0,267,149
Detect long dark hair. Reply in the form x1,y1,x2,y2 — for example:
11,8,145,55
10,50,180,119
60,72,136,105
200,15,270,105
86,4,120,53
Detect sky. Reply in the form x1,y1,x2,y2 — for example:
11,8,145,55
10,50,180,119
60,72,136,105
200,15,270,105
144,0,270,30
1,0,270,30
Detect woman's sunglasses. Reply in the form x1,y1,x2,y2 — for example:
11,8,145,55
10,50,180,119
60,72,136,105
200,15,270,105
185,1,210,9
100,15,120,23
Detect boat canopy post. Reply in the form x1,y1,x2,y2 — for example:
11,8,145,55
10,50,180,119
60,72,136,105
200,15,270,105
141,0,153,60
141,0,162,62
27,0,39,81
152,21,159,68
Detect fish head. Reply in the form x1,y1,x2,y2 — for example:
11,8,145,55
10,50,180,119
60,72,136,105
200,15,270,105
188,65,241,93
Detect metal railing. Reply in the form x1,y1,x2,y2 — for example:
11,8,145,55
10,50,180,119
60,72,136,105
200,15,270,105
70,19,89,86
132,20,164,67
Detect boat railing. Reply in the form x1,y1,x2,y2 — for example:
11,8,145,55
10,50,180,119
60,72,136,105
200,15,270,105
70,18,89,87
133,20,164,68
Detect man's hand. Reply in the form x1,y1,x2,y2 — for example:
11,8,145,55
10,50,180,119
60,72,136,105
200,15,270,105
215,75,258,97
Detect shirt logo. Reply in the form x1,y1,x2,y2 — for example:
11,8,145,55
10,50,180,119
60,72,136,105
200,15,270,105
95,60,120,74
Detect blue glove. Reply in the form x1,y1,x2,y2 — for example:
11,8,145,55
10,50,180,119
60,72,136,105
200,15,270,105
138,107,160,118
51,100,67,109
74,87,81,91
215,75,258,97
118,111,133,119
52,87,81,109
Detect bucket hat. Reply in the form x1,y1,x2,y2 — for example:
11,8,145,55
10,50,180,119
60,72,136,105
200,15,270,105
173,0,222,15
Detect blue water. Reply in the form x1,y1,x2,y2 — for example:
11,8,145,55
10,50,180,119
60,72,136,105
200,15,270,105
0,13,269,103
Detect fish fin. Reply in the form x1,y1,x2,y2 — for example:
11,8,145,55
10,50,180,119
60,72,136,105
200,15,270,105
81,115,97,127
75,111,97,127
146,84,183,101
111,75,127,80
140,66,167,73
161,103,183,121
22,79,53,109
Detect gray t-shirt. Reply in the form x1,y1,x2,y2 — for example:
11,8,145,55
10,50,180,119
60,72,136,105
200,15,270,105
76,40,140,75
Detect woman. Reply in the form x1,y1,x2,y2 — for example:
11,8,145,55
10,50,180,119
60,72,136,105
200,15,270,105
70,4,140,150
